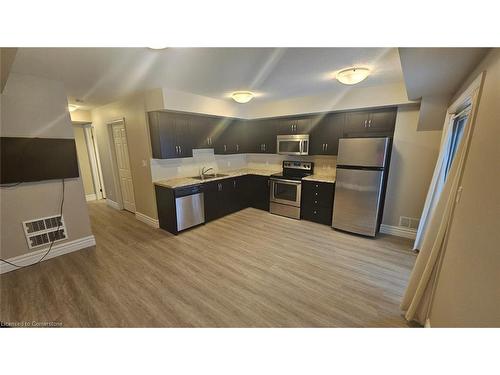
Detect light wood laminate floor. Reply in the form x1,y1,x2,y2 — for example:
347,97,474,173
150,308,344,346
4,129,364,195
1,200,417,327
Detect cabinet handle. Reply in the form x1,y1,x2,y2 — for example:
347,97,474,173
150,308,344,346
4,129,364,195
368,119,372,128
236,144,239,152
175,145,179,154
315,184,319,187
224,145,227,152
314,210,317,214
315,200,318,204
264,144,267,151
325,143,328,151
233,180,236,188
364,120,367,128
179,146,182,154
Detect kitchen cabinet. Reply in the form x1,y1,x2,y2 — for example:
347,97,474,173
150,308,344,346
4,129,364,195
247,175,270,211
276,116,314,135
344,108,397,138
190,114,219,149
309,113,345,155
204,176,248,222
245,119,277,153
148,111,193,159
301,180,335,225
214,119,247,154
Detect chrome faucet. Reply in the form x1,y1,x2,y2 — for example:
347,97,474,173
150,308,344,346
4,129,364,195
200,166,214,178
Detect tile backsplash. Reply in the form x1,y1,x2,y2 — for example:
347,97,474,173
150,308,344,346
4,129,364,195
150,149,337,181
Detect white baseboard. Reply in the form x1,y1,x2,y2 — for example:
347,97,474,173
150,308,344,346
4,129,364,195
86,193,97,201
135,212,159,228
106,198,121,210
0,235,96,274
380,224,417,239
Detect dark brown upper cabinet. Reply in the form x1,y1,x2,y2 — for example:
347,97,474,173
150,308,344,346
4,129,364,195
245,119,277,153
190,114,220,149
309,113,345,155
214,118,246,154
276,116,314,135
148,111,193,159
344,108,397,138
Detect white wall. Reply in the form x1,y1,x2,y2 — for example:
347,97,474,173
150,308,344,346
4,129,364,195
0,73,93,260
427,48,500,327
91,88,164,219
382,105,442,230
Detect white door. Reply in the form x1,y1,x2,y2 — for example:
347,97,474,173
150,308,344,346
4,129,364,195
112,122,136,212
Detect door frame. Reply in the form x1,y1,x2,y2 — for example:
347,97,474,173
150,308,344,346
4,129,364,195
83,124,106,200
73,123,106,201
107,118,136,212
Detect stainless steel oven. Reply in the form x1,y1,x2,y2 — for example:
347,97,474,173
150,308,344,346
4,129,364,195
269,161,313,220
277,134,309,155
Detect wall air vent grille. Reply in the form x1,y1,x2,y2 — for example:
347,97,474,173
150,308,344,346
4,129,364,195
22,215,67,249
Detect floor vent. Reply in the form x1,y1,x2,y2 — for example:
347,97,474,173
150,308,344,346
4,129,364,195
399,216,420,230
23,215,67,249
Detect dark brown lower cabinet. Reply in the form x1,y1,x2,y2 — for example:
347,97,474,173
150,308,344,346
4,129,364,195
203,175,270,225
301,180,335,225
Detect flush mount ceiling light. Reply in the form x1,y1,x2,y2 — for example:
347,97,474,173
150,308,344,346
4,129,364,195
68,104,79,112
231,91,254,104
336,67,370,85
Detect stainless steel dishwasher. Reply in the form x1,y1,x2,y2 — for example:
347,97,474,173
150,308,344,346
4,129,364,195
174,185,205,232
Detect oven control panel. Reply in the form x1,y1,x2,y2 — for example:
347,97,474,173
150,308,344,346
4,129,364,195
283,161,313,170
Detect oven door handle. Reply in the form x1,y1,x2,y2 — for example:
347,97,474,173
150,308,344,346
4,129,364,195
270,177,302,184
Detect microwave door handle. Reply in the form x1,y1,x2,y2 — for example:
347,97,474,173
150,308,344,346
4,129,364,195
299,140,303,154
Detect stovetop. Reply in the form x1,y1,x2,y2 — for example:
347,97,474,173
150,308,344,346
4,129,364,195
271,161,314,181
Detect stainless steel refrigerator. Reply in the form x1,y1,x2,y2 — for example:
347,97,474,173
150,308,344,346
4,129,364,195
332,137,391,237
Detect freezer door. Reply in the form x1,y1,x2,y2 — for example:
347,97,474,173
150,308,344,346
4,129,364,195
336,137,389,168
332,168,384,236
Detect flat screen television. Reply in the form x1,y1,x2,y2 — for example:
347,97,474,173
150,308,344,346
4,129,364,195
0,137,80,184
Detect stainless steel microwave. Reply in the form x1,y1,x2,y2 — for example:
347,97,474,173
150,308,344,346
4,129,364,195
276,134,309,155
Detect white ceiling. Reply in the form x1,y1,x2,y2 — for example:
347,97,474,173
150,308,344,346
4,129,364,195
11,48,404,108
399,48,489,100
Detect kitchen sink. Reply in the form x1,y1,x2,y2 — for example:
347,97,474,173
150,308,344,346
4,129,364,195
191,173,229,180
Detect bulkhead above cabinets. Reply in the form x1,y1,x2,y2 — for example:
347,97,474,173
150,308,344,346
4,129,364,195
147,107,397,160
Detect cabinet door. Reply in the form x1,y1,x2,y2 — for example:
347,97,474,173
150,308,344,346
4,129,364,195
231,120,247,153
367,108,397,134
157,112,177,158
148,112,163,159
174,113,193,158
309,115,328,155
310,113,344,155
190,114,216,149
344,110,370,137
246,119,277,153
203,181,221,222
249,175,270,211
276,118,296,134
295,116,314,134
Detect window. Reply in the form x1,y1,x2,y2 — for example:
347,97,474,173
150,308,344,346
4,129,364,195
444,110,469,179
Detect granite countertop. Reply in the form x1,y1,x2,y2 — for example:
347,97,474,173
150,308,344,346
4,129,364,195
302,174,336,184
153,168,279,189
154,168,336,189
